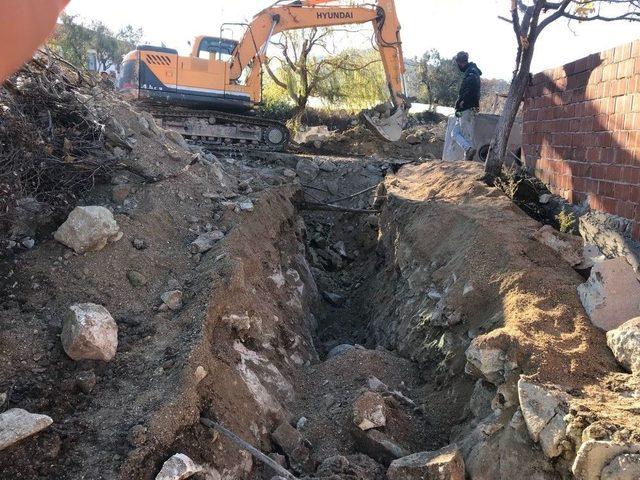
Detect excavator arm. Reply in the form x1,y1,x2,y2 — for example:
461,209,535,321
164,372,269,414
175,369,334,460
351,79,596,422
226,0,409,141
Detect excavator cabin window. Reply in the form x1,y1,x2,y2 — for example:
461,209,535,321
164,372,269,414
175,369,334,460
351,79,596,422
197,37,238,61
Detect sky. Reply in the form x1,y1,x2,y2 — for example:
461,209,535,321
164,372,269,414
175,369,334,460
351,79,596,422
64,0,640,80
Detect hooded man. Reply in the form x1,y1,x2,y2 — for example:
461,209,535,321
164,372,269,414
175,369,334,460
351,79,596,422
452,51,482,161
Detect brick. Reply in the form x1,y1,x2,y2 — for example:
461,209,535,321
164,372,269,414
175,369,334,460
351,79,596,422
623,167,640,184
586,178,599,193
600,147,615,164
599,181,615,197
602,197,618,215
615,183,632,202
633,40,640,58
631,186,640,204
617,201,636,220
596,132,613,148
615,96,632,114
636,58,640,75
617,59,635,79
606,164,623,182
613,79,629,97
632,223,640,242
615,43,632,62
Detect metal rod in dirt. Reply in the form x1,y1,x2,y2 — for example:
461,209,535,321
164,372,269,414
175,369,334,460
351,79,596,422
330,184,378,204
200,417,298,480
297,201,380,214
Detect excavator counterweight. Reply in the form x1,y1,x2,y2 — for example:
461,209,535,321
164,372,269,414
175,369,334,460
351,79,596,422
119,0,409,149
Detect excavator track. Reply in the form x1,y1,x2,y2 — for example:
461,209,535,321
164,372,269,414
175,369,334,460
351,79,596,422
145,105,291,153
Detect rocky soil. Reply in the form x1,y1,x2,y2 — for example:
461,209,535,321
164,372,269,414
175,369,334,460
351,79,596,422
1,57,639,480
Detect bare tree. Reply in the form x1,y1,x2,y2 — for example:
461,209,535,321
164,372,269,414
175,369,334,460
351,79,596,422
485,0,640,179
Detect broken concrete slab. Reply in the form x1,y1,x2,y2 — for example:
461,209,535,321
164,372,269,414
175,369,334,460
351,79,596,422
518,379,569,458
353,391,387,431
572,441,640,480
387,445,465,480
601,453,640,480
0,408,53,451
54,206,121,254
533,225,583,267
606,317,640,374
62,303,118,361
351,426,409,466
578,257,640,331
155,453,202,480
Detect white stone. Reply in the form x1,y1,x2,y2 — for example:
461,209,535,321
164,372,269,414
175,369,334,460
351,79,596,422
62,303,118,361
606,317,640,374
156,453,202,480
353,391,387,431
239,200,254,212
464,341,506,385
533,225,583,267
572,441,640,480
0,409,53,451
54,206,121,254
578,257,640,331
601,454,640,480
518,379,569,458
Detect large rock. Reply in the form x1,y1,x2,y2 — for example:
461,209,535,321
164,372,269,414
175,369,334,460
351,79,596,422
606,317,640,374
601,454,640,479
572,441,640,480
54,206,121,254
0,408,53,451
518,379,569,458
465,340,507,385
577,257,640,331
533,225,583,267
387,445,465,480
189,230,225,254
353,391,387,431
271,422,314,474
352,427,409,466
296,158,320,182
61,303,118,361
459,409,558,480
155,453,202,480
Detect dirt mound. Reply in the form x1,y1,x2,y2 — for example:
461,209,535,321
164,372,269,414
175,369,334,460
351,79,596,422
301,123,445,160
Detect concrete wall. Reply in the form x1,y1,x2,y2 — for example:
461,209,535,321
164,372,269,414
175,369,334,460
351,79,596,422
522,39,640,240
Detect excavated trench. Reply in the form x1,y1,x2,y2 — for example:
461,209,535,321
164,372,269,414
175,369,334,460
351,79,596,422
2,151,638,480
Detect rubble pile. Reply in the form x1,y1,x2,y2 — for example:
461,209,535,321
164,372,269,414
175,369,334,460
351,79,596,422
0,55,114,248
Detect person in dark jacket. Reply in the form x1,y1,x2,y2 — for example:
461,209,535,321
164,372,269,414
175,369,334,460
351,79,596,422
452,51,482,160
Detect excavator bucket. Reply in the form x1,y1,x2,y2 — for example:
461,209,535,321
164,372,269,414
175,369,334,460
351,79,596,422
361,105,408,142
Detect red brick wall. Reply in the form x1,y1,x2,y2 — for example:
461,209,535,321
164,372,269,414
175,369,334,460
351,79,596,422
522,39,640,240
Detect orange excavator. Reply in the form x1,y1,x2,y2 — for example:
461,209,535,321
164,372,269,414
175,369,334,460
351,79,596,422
118,0,409,151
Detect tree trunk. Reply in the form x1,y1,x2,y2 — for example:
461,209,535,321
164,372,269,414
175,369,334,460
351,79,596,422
485,27,538,178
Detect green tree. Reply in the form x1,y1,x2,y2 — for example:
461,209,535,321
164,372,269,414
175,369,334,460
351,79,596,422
52,14,142,72
416,49,461,107
266,28,383,129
